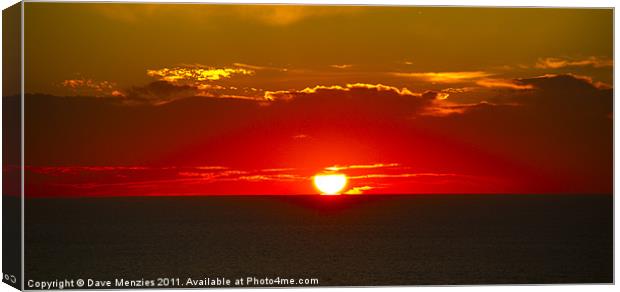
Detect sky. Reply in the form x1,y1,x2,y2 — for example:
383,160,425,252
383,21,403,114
21,3,613,196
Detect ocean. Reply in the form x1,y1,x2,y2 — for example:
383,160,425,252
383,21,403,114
24,194,612,287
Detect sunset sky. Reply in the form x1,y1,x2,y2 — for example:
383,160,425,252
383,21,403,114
22,4,613,196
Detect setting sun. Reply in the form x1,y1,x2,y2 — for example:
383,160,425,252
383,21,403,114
313,174,348,195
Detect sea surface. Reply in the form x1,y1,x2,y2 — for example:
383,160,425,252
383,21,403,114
25,195,612,287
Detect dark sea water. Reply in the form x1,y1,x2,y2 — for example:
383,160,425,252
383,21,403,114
25,195,612,288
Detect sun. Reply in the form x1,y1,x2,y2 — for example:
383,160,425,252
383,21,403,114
313,174,348,195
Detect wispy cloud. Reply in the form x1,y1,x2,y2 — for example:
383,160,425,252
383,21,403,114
392,71,492,83
120,81,200,105
325,163,400,171
238,174,306,182
535,56,612,69
348,172,461,180
26,165,150,175
233,62,287,71
440,87,477,94
178,169,249,179
61,78,122,97
25,165,298,196
25,164,475,196
344,186,375,194
476,78,534,90
420,100,516,117
330,64,353,69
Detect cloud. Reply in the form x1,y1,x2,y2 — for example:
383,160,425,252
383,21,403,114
60,64,259,103
330,64,353,69
147,65,254,83
137,65,260,103
476,78,534,90
420,101,509,117
122,81,200,105
237,174,306,182
194,166,229,170
440,87,476,93
423,74,611,117
264,83,424,102
233,63,287,71
260,82,508,121
344,186,375,194
392,71,492,83
260,168,297,172
524,73,611,89
535,56,612,69
264,90,296,101
26,165,312,196
61,78,120,97
421,73,611,118
428,73,612,193
348,172,460,180
178,169,249,179
518,73,607,91
118,80,267,105
26,166,150,175
514,74,612,116
261,83,462,121
26,164,313,196
325,163,400,171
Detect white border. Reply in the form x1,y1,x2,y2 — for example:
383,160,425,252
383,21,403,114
0,1,617,292
12,0,619,7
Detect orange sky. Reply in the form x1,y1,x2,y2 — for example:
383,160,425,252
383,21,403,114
20,4,613,196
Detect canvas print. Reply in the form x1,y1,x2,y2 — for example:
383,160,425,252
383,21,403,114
2,2,613,289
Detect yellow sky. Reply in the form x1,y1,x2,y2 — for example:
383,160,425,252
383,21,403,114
24,4,612,98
